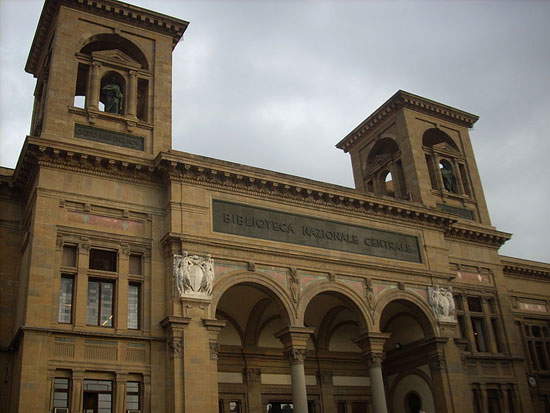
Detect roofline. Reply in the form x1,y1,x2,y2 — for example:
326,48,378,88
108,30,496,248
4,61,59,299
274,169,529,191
336,90,480,153
25,0,189,75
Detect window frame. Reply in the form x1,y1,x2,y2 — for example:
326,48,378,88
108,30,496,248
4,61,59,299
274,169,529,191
87,279,116,328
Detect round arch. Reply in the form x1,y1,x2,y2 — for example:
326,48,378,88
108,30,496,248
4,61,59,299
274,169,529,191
211,271,296,325
297,281,373,331
422,128,459,151
79,33,149,69
388,369,436,413
367,137,400,163
374,289,439,337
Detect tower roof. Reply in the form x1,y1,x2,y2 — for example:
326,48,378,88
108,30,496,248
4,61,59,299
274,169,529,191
336,90,479,153
25,0,189,76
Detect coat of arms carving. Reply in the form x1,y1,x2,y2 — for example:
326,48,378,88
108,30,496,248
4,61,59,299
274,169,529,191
173,252,214,299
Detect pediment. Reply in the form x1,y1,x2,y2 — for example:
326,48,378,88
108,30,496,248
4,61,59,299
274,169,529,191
432,142,460,155
91,49,142,69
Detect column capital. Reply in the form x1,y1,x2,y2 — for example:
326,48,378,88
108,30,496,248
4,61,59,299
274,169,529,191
353,331,391,365
275,326,315,351
245,368,262,384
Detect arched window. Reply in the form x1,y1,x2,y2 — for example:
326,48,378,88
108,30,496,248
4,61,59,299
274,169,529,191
405,391,422,413
100,72,125,115
73,34,150,121
365,137,407,199
80,34,148,70
422,128,470,195
439,159,458,193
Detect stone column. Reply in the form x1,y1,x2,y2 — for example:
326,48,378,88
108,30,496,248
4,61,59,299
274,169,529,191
161,316,190,413
117,244,130,332
127,70,138,118
87,61,101,111
451,159,466,195
318,371,336,413
276,327,315,413
499,384,510,413
143,375,151,413
480,384,489,413
71,370,85,413
115,372,127,413
482,298,498,353
74,240,90,327
353,332,390,413
354,332,390,413
244,367,263,413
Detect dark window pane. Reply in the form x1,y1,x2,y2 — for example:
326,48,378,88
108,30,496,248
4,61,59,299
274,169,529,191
467,297,483,313
491,319,502,352
472,317,487,352
536,342,548,370
532,326,542,337
87,281,99,325
454,295,463,311
58,276,74,323
100,282,114,327
89,249,117,272
128,284,140,329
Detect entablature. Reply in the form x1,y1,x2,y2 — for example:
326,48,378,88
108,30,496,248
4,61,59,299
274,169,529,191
26,0,189,75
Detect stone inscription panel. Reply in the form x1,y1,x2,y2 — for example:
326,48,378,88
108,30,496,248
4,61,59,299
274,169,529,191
74,124,144,151
212,200,421,263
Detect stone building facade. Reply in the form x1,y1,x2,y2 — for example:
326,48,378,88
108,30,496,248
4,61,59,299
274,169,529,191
0,1,549,412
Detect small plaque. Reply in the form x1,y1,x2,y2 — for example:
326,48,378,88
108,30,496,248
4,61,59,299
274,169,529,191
437,204,474,220
213,200,421,263
74,124,144,151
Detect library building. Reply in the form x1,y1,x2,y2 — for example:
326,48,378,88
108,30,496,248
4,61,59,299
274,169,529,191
1,0,549,412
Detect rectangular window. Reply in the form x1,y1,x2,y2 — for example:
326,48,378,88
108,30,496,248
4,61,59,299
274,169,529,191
58,275,74,323
62,245,77,267
74,63,89,108
337,401,347,413
89,249,117,272
472,317,487,352
128,283,140,330
87,280,114,327
467,297,483,313
129,254,142,275
83,380,112,413
53,378,70,409
126,381,141,410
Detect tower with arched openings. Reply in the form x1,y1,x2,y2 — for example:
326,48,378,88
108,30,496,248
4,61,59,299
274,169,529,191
0,2,548,413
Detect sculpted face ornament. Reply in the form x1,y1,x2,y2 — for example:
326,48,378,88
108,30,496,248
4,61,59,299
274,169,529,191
173,252,214,299
428,286,456,322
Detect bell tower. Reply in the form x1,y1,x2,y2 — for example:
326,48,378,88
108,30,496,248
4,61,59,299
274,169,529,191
337,90,491,225
26,0,188,158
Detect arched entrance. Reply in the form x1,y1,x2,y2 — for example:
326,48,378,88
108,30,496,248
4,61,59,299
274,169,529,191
301,287,371,413
215,280,296,413
378,298,437,413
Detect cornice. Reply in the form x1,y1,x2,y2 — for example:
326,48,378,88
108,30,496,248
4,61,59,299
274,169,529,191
336,90,479,153
156,153,509,248
503,265,550,281
9,139,510,249
26,0,189,75
445,223,511,248
15,138,159,188
156,152,457,231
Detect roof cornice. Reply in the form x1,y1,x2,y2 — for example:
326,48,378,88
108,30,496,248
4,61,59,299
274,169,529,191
26,0,189,75
501,256,550,280
11,139,510,249
336,90,480,153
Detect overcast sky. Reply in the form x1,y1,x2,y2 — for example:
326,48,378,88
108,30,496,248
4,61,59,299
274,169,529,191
1,0,549,262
